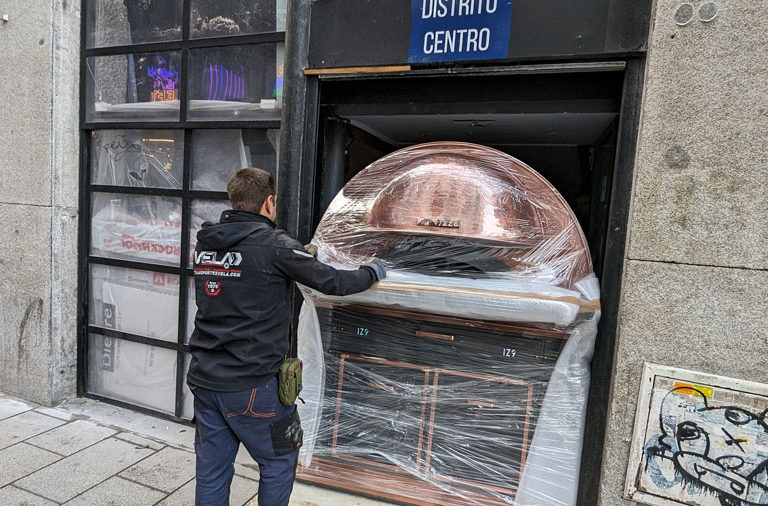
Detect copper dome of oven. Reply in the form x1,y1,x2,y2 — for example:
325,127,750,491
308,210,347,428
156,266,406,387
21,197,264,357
363,153,548,246
314,142,593,289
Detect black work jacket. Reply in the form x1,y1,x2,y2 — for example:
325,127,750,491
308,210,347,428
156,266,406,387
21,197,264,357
187,210,376,391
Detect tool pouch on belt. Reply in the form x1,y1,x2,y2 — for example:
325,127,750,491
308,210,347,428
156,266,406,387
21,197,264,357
278,357,303,405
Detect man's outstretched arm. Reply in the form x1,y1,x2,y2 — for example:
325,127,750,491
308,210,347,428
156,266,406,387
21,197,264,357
274,245,386,296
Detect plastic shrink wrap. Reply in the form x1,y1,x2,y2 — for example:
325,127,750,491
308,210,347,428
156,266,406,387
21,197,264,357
296,142,600,505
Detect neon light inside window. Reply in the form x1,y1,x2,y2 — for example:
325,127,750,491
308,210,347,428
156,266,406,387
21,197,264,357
207,64,247,101
147,64,179,102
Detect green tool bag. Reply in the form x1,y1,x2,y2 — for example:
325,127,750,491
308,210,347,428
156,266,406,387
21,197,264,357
278,357,304,406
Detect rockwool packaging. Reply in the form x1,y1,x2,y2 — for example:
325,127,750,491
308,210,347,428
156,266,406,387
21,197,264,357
90,193,186,266
90,266,181,342
88,334,177,415
295,142,600,506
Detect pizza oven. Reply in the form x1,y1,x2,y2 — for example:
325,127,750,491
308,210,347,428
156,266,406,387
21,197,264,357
296,142,601,505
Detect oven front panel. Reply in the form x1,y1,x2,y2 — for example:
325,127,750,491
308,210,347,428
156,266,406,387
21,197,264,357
426,370,532,494
321,306,563,375
307,306,567,502
332,356,430,471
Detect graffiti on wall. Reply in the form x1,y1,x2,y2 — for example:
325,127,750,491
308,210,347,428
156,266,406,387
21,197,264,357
628,367,768,506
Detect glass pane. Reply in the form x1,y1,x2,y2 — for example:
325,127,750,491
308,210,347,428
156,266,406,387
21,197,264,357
191,129,279,191
91,130,184,189
182,354,193,419
190,0,286,38
88,333,177,415
277,1,287,31
90,264,180,342
187,200,230,342
86,0,183,48
186,278,198,343
91,192,183,266
86,51,182,122
187,44,284,121
189,200,230,267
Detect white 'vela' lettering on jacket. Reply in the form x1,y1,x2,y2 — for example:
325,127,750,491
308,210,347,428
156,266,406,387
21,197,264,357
194,251,243,269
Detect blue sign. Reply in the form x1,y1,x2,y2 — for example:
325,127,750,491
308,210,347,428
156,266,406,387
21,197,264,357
408,0,513,63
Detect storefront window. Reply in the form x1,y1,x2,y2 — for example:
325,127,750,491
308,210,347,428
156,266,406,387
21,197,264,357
181,354,194,418
90,130,185,189
82,0,285,420
90,192,183,267
190,0,287,38
86,52,182,122
88,334,178,415
89,265,181,343
188,199,230,267
187,44,284,121
191,129,279,190
86,0,184,48
185,278,198,342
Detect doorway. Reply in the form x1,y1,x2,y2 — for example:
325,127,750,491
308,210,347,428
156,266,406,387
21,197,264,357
312,68,624,277
281,62,644,504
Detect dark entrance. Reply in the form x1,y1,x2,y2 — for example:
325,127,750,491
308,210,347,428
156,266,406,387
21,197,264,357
311,67,625,276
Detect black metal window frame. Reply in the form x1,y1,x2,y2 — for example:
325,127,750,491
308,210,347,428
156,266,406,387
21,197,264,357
77,0,285,422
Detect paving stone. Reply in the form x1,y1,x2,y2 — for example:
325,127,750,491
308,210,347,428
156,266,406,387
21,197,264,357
0,485,57,506
119,446,195,493
53,398,195,450
33,406,74,421
113,431,166,451
234,444,260,480
235,443,252,465
230,475,258,506
26,419,117,456
155,479,195,506
0,399,35,421
158,475,257,506
286,483,388,506
0,411,65,450
0,443,61,487
63,476,166,506
235,462,260,481
15,437,154,503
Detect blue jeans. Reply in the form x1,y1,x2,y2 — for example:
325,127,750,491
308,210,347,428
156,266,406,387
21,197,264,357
192,377,302,506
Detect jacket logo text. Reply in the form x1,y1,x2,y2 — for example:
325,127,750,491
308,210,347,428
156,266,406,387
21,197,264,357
195,251,243,269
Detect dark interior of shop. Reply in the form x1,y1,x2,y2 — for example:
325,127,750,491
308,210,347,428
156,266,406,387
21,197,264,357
313,71,624,277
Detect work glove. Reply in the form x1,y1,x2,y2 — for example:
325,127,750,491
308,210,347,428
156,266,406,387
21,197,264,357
304,243,318,258
363,258,387,281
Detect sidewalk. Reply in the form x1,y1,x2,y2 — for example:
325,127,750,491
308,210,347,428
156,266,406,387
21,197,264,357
0,392,386,506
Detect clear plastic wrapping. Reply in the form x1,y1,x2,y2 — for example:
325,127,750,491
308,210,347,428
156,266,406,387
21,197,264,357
296,142,600,505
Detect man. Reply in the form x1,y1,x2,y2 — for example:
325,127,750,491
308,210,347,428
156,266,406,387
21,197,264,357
188,168,385,505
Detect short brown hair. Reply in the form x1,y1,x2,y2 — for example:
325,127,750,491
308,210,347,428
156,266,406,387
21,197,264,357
227,168,275,213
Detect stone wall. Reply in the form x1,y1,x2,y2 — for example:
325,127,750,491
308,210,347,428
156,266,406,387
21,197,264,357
599,1,768,503
0,0,80,405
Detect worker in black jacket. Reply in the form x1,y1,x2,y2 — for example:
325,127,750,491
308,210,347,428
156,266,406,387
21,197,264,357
188,168,385,506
